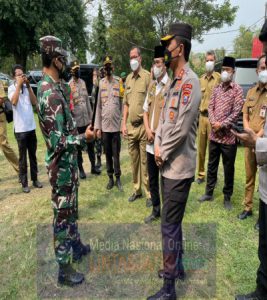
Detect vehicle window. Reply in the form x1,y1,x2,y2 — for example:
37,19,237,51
234,67,258,85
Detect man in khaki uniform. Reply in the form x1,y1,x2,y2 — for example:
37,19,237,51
0,80,19,174
197,50,220,184
122,46,151,204
238,54,267,221
95,55,123,191
69,59,100,178
143,45,172,223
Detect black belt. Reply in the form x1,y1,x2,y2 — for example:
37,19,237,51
131,120,143,127
200,111,208,117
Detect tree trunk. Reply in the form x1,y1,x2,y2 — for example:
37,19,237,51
13,50,28,71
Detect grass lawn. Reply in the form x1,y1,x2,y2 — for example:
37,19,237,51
0,116,260,299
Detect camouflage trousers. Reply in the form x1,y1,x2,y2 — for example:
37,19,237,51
52,184,81,265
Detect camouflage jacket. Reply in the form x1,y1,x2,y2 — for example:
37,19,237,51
37,74,86,188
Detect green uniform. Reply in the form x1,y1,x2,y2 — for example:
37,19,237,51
37,74,87,264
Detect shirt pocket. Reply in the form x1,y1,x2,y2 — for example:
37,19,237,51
167,95,179,124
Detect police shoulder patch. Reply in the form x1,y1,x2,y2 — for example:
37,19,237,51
181,83,192,105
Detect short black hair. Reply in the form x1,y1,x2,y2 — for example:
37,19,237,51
41,51,61,68
174,36,191,62
257,54,266,68
12,64,24,76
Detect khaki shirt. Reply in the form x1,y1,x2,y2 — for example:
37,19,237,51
95,77,122,132
69,78,92,128
199,71,220,112
123,67,151,123
155,63,201,180
242,83,267,133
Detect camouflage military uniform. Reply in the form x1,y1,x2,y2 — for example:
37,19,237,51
37,74,87,264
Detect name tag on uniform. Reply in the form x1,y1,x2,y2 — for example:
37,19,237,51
260,105,267,118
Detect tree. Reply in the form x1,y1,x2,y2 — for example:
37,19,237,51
0,0,89,70
233,26,260,58
89,5,108,64
102,0,238,74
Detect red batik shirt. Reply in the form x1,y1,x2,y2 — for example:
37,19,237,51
208,81,244,145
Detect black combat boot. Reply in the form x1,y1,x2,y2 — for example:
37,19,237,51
115,176,123,191
144,205,160,224
91,165,101,175
107,176,114,190
72,241,91,262
147,278,176,300
79,166,86,179
58,263,84,286
96,155,102,170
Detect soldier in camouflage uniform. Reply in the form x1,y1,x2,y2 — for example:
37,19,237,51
37,35,94,286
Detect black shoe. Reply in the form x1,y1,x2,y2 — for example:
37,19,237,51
73,242,91,262
146,198,153,207
58,264,84,286
128,193,142,202
235,291,261,300
224,196,232,210
115,177,123,191
198,194,213,202
158,268,186,281
147,279,176,300
238,210,253,220
79,168,86,179
91,168,101,175
255,220,259,231
144,213,160,224
196,178,205,184
33,180,43,188
22,186,30,193
96,156,102,169
106,177,114,190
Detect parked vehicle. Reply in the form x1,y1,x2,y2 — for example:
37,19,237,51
0,72,12,93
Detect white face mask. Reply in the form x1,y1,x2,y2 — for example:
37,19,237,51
153,65,163,79
221,70,232,82
130,59,139,72
205,61,214,73
258,70,267,84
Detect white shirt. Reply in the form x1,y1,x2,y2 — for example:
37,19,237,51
8,83,36,133
143,72,169,155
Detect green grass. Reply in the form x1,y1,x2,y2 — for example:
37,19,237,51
0,117,260,299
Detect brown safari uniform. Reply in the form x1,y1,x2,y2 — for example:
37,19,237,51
0,80,19,173
124,67,151,198
197,71,220,180
242,83,267,212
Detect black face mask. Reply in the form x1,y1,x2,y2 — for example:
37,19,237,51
74,69,81,78
105,66,112,76
164,44,180,69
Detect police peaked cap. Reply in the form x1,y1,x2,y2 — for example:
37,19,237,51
103,55,113,65
161,22,192,45
70,59,80,70
259,19,267,42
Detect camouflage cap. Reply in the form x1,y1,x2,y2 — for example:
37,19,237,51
39,35,67,57
70,59,80,70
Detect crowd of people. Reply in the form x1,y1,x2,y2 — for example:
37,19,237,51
0,19,267,299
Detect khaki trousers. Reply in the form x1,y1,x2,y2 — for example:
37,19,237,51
127,123,150,198
0,112,19,173
244,147,257,211
197,114,211,179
